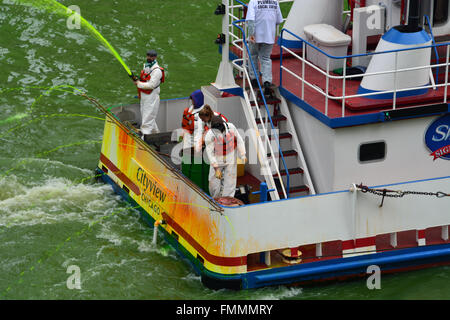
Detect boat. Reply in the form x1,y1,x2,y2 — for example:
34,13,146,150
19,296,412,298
95,0,450,290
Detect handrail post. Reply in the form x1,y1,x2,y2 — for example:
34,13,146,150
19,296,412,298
252,182,275,202
445,44,449,103
393,51,398,110
280,29,283,89
325,57,329,116
425,15,439,85
342,57,347,117
242,15,247,90
302,40,305,100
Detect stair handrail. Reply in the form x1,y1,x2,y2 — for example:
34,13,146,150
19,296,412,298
424,15,440,86
231,18,290,199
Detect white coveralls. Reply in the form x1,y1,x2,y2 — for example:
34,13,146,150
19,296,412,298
246,0,283,84
136,62,163,135
182,105,204,153
204,122,246,198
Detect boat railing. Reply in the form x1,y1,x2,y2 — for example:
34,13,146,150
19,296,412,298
279,27,450,117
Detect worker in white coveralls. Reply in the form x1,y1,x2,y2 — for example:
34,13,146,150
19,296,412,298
246,0,283,94
134,49,164,138
204,116,247,199
181,89,208,191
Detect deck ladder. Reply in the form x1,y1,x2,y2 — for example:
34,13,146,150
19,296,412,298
227,1,315,199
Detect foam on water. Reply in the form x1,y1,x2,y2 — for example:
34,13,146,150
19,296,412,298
0,47,9,61
96,228,123,246
256,287,303,300
20,17,51,47
0,175,120,227
64,30,87,45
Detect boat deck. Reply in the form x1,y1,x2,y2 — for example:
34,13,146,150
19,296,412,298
230,36,450,127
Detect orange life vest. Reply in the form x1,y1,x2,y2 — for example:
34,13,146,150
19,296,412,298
214,126,237,156
182,109,229,135
182,107,196,134
137,67,165,98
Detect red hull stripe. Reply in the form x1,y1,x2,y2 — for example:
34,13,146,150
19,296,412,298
418,230,426,239
100,153,141,196
162,212,247,267
342,236,376,251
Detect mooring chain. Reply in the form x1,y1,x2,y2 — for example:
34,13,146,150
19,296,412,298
356,183,449,207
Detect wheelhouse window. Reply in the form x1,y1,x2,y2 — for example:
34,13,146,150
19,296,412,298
359,141,386,163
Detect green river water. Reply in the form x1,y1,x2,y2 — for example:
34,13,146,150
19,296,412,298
0,0,449,300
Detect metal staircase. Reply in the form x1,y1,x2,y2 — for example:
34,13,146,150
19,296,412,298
244,85,316,199
224,1,315,200
216,0,315,200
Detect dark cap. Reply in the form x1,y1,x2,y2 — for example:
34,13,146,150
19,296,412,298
210,115,225,132
146,49,157,57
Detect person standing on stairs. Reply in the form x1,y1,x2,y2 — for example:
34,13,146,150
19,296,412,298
204,116,247,199
246,0,283,95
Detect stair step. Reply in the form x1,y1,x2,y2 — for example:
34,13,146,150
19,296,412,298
255,114,286,124
272,177,310,196
267,149,297,158
250,98,281,107
273,167,304,177
269,132,292,140
279,185,310,195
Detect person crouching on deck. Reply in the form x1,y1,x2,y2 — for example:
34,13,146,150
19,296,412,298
134,49,163,138
204,116,247,199
181,89,208,191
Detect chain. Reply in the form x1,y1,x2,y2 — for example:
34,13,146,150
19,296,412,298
357,183,449,198
356,183,449,207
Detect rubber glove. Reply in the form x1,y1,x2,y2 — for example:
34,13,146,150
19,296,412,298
215,168,223,180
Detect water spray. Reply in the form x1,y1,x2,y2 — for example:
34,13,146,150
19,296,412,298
14,0,136,81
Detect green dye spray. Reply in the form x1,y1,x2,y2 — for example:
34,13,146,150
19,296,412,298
14,0,132,76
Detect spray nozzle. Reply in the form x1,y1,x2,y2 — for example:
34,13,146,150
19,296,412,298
129,73,138,81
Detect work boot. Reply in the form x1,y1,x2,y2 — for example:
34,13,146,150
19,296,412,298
264,81,272,96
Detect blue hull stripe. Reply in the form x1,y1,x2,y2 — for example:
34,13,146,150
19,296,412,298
247,244,450,288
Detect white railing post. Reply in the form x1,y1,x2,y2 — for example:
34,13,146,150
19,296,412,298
242,16,247,90
350,184,358,243
302,41,306,100
342,57,347,117
393,51,398,110
445,44,449,104
325,57,329,116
